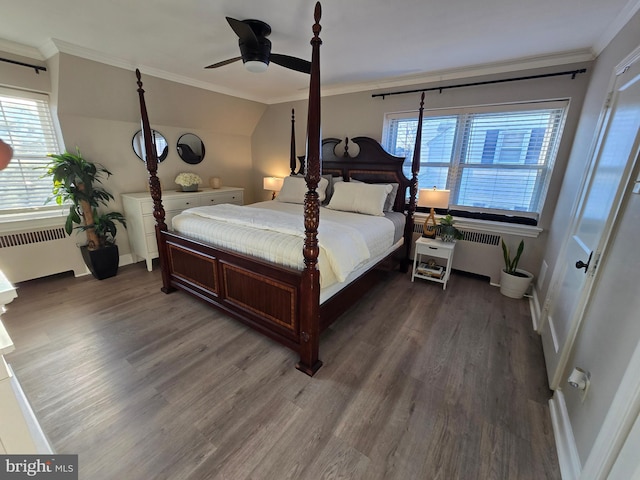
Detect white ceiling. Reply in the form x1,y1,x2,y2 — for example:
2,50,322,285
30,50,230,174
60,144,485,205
1,0,639,104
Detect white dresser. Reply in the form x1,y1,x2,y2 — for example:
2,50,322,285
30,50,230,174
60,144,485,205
122,186,244,271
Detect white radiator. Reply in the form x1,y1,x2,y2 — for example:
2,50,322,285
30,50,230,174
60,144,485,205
412,213,504,283
0,222,86,284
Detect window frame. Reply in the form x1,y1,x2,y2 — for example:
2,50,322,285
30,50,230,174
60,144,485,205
383,99,569,224
0,86,64,218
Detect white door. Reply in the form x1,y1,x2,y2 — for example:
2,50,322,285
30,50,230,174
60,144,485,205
540,54,640,389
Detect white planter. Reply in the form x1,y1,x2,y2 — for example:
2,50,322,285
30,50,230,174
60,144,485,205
499,269,533,299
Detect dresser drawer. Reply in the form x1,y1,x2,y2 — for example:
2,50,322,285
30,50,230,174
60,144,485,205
198,191,243,206
143,215,156,233
139,198,199,214
140,201,155,215
164,196,198,211
146,234,158,255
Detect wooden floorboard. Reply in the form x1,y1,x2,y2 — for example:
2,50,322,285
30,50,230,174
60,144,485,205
3,264,560,479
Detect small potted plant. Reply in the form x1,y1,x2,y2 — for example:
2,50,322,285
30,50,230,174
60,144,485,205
500,239,533,298
438,214,463,242
45,148,126,280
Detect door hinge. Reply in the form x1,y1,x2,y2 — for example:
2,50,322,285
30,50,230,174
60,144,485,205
605,91,614,109
589,252,602,277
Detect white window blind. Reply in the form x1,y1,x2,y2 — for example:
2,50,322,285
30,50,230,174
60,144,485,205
0,87,61,212
384,100,568,221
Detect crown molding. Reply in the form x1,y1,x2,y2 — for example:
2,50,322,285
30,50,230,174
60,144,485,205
593,0,640,55
268,49,595,104
43,38,268,104
0,39,45,61
35,38,595,105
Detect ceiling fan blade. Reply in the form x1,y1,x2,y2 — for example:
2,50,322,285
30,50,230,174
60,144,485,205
226,17,259,48
205,56,242,69
270,54,311,74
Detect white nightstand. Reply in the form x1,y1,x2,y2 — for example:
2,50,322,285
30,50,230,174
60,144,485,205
412,237,456,289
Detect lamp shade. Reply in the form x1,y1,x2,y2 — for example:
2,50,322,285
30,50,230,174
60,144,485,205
245,60,268,73
263,177,284,192
417,188,450,208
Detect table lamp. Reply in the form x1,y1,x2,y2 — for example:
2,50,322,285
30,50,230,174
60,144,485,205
418,188,450,238
263,177,284,200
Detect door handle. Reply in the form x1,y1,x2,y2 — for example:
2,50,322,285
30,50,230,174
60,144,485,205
575,251,593,273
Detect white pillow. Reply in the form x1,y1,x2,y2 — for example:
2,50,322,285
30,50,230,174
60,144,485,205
326,182,392,216
276,175,329,204
384,183,399,211
346,179,398,211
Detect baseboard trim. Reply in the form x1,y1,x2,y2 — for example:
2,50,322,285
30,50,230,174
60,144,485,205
119,253,134,267
491,281,541,333
549,389,581,479
529,284,541,331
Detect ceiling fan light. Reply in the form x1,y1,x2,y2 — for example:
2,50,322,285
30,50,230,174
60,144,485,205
244,60,268,73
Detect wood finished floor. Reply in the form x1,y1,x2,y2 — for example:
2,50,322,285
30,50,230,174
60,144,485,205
3,264,560,479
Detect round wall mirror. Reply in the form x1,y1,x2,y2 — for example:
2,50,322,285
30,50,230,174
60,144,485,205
176,133,205,165
132,129,169,163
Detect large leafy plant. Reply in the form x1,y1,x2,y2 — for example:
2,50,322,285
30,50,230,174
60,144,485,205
501,239,525,274
45,149,126,250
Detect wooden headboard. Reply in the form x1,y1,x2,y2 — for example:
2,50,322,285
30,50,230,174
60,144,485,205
321,137,410,213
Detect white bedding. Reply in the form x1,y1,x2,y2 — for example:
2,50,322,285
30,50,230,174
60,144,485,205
171,201,396,290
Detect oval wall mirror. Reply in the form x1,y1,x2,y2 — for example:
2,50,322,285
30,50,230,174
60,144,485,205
132,129,169,163
176,133,205,165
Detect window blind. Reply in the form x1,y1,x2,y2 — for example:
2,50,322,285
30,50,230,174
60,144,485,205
384,100,568,221
0,87,61,212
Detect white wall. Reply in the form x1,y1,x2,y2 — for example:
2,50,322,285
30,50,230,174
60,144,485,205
542,8,640,474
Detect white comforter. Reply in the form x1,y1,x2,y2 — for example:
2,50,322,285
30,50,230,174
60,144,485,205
171,201,395,289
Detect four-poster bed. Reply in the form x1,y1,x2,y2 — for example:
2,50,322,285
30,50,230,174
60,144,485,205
134,2,425,376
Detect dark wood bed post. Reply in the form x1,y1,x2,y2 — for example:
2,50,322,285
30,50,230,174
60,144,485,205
296,1,323,376
402,92,424,272
135,69,174,293
290,109,297,176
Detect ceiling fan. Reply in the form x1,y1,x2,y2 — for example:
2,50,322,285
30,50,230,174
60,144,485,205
205,17,311,74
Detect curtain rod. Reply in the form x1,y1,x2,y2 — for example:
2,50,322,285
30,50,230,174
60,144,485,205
0,57,47,74
372,68,587,99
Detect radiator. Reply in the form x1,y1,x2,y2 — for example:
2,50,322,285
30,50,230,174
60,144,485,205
0,224,87,284
412,214,504,283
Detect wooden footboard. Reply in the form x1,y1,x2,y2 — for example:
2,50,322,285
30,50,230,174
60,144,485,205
162,231,305,352
160,230,403,372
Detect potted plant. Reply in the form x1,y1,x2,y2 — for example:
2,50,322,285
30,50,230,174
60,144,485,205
500,239,533,298
438,214,463,242
45,149,126,280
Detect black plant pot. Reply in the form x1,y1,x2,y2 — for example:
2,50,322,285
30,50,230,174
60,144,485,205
81,244,119,280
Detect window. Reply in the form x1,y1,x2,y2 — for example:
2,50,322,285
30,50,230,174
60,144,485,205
384,101,568,222
0,87,61,213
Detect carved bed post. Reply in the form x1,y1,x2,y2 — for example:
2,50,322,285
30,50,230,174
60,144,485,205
135,69,174,293
296,1,323,376
402,92,424,272
290,109,297,176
